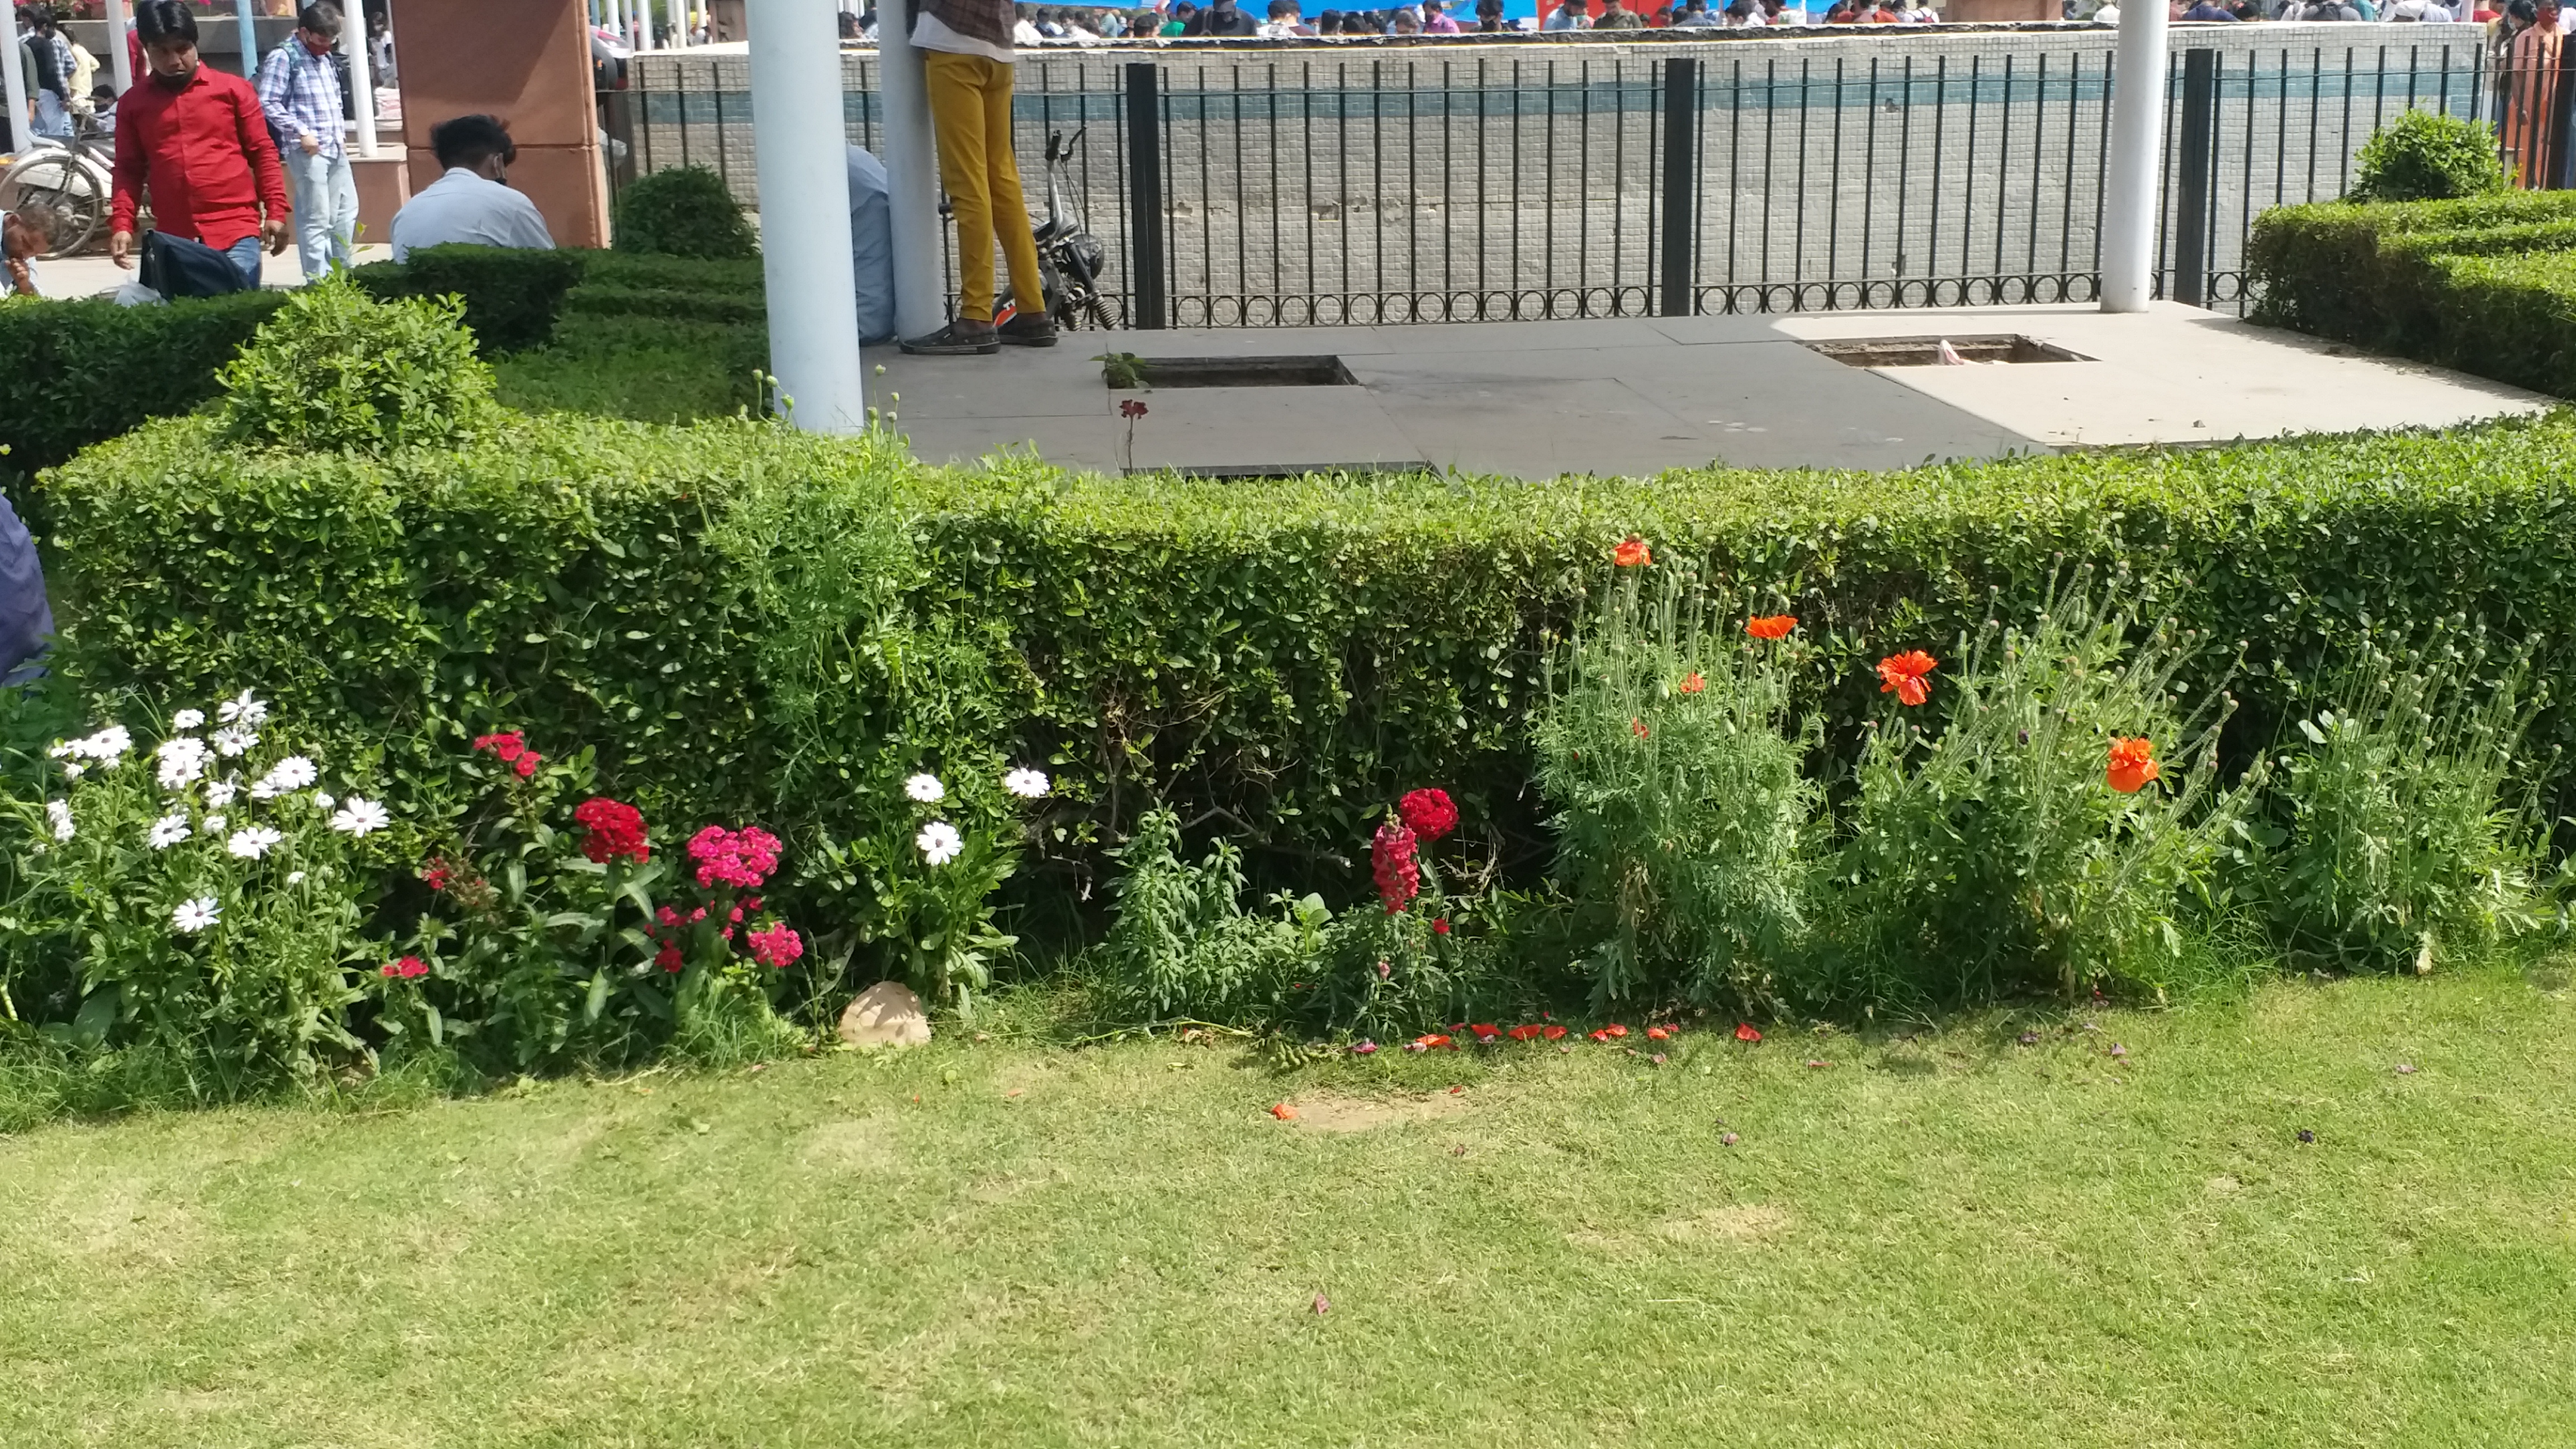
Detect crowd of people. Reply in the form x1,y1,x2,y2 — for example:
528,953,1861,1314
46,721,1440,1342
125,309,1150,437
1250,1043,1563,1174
831,0,2561,32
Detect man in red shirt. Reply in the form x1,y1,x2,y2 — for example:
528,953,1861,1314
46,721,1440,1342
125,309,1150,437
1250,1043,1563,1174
107,1,290,290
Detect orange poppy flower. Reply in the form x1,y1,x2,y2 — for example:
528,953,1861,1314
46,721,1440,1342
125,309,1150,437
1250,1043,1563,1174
1679,671,1707,694
1630,718,1650,739
1542,1024,1568,1040
1735,1022,1763,1043
1271,1102,1298,1120
1413,1033,1453,1050
1469,1023,1501,1041
1746,614,1797,640
1876,650,1938,707
1613,536,1652,567
1507,1024,1545,1041
2106,736,2161,794
1602,1023,1630,1039
1645,1025,1670,1041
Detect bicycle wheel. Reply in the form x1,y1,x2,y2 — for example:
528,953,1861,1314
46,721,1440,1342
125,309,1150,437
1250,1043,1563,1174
0,154,108,258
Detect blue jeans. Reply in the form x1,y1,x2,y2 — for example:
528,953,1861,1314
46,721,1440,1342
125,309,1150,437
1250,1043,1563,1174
224,236,264,290
285,148,359,281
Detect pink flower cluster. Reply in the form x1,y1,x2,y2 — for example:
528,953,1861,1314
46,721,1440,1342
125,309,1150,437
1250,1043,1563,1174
688,826,780,890
1372,821,1419,914
749,922,804,968
473,729,544,779
378,955,429,980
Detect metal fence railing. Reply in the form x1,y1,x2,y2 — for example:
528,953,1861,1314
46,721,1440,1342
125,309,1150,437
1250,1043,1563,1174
622,26,2530,330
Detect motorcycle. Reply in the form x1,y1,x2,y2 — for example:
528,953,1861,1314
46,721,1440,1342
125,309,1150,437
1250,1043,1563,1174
996,126,1116,331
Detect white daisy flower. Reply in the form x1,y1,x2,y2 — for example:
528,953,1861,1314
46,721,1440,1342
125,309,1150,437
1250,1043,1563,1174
311,791,335,811
146,813,192,850
226,826,285,860
58,725,133,768
286,870,307,886
202,813,228,834
215,691,268,726
915,820,964,866
1002,768,1052,799
904,773,946,804
61,762,84,781
250,755,318,800
205,781,239,808
171,708,206,730
171,897,221,934
330,797,391,837
156,735,212,791
211,725,259,758
46,800,74,841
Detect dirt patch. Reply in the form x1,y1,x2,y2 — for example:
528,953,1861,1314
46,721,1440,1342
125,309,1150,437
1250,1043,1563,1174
798,1117,899,1174
1654,1203,1791,1244
1285,1092,1477,1133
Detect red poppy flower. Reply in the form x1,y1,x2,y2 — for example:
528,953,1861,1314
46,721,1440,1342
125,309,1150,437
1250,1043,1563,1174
1588,1029,1612,1042
1678,671,1706,694
1469,1023,1500,1041
1630,717,1650,739
1600,1023,1629,1039
1877,650,1938,707
1542,1025,1568,1040
1735,1022,1763,1043
1413,1034,1453,1050
1746,614,1797,640
1646,1025,1670,1041
1507,1024,1545,1041
1613,536,1652,567
2106,736,2162,794
1271,1102,1298,1120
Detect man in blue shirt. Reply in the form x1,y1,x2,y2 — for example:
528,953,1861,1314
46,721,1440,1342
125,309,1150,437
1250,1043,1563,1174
848,145,896,347
255,3,359,282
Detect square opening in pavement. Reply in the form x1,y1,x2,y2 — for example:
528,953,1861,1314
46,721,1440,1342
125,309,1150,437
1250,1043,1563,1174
1804,335,2096,368
1107,356,1360,389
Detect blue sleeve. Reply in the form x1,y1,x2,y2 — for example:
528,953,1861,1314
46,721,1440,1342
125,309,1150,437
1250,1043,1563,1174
847,148,897,346
0,489,55,683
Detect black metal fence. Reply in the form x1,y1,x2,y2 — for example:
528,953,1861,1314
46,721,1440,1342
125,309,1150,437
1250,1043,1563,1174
622,26,2530,330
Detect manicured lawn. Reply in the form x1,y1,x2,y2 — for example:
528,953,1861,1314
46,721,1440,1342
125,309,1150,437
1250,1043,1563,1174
8,962,2576,1447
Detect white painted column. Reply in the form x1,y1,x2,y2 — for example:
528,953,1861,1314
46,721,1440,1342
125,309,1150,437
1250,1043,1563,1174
749,0,866,432
2099,1,2168,314
340,9,377,157
105,0,133,93
0,2,31,153
235,0,260,78
669,0,690,47
877,8,945,338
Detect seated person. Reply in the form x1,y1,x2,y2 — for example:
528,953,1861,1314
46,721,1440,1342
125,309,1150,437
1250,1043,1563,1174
847,144,896,347
388,114,557,262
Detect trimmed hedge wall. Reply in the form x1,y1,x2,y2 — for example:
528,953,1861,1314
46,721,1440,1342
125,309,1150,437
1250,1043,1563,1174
2247,191,2576,395
35,411,2576,890
351,244,586,354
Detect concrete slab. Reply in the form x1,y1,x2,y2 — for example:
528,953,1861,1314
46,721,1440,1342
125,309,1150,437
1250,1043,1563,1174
860,303,2544,481
31,244,395,297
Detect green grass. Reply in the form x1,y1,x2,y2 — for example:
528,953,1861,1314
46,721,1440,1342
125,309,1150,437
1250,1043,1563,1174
8,963,2576,1446
491,311,766,424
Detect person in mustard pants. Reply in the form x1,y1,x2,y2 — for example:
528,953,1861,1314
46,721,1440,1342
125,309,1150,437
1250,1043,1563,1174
901,0,1057,355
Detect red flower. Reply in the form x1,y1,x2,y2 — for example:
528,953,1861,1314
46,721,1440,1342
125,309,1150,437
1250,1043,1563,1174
1678,671,1706,694
1397,788,1460,841
689,825,783,890
1630,717,1650,739
472,730,526,763
656,946,684,972
728,906,745,925
656,906,681,927
1413,1033,1453,1050
379,955,428,981
1120,399,1149,420
420,859,453,892
1372,820,1420,913
573,798,651,865
1588,1028,1612,1043
1433,917,1452,936
1735,1022,1763,1043
1646,1025,1670,1041
1271,1102,1297,1120
1542,1025,1568,1040
749,922,804,968
1746,614,1797,640
1469,1022,1500,1041
1613,536,1652,567
1601,1022,1629,1039
2106,736,2162,794
1507,1024,1544,1041
1877,650,1938,707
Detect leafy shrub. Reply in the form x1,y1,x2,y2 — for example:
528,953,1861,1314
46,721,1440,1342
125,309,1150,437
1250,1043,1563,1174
353,244,588,355
215,273,496,454
2350,110,2509,203
613,165,759,261
2418,248,2576,397
0,289,283,478
0,692,391,1096
1807,575,2260,1014
2261,632,2546,973
1533,556,1818,1012
1088,806,1315,1024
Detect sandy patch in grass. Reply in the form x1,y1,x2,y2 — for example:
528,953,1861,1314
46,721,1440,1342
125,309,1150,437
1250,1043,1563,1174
1654,1203,1792,1244
1285,1092,1478,1133
798,1117,900,1174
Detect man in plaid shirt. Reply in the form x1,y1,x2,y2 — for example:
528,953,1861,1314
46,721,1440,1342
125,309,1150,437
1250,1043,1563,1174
255,2,358,281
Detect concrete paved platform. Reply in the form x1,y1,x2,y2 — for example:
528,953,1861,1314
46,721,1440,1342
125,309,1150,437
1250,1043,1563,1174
32,244,395,297
869,302,2550,480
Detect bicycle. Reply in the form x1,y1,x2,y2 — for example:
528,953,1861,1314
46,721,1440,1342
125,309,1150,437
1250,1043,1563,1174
1,110,117,259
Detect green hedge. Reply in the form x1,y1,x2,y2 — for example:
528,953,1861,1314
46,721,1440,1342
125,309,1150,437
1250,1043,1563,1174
0,290,285,478
37,411,2576,894
350,244,586,355
2247,192,2576,394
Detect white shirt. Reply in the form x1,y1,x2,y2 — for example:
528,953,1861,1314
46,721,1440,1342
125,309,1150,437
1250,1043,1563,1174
913,10,1015,62
389,168,558,262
